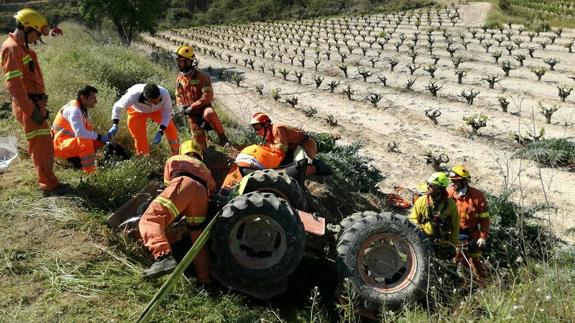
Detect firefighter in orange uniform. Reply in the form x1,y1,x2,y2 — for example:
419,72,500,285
1,8,68,195
250,112,318,175
52,85,108,173
447,165,490,281
108,83,180,156
175,45,228,150
139,139,216,281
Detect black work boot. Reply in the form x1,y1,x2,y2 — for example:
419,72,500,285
218,133,230,146
42,182,72,197
142,255,177,279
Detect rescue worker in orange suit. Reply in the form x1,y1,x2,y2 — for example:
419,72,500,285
139,139,216,281
250,112,318,175
175,45,228,150
1,8,68,195
409,172,459,259
447,165,490,281
52,85,108,173
108,83,180,156
221,144,286,190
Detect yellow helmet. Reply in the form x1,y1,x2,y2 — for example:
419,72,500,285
176,45,195,60
449,164,471,181
427,172,449,188
179,139,203,160
14,8,49,36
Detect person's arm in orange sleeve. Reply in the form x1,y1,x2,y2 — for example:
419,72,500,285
477,195,490,239
190,74,214,109
2,47,34,116
271,125,289,153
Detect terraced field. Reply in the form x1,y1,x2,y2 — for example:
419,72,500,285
142,3,575,238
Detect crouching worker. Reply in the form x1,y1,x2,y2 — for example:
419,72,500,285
139,139,216,281
52,85,108,173
409,172,459,259
221,144,285,191
250,112,319,175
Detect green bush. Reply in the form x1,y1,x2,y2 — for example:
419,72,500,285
513,138,575,168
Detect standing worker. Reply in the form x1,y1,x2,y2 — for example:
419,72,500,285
175,45,228,149
139,139,216,281
447,165,490,281
1,8,68,195
409,172,459,258
250,112,318,175
108,83,180,156
52,85,108,173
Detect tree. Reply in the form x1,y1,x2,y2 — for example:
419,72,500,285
81,0,161,46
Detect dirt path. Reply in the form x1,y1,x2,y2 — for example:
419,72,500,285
458,2,492,26
141,3,575,241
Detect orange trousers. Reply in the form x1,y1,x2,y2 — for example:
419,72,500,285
188,107,225,150
12,100,59,191
126,107,180,155
54,137,104,173
139,176,210,282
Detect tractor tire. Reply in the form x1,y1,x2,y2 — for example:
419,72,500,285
211,192,305,281
336,212,433,310
338,211,377,238
239,169,307,211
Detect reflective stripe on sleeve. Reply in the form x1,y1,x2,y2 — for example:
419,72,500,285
154,196,180,220
4,70,23,81
478,211,490,219
187,216,206,224
22,55,32,65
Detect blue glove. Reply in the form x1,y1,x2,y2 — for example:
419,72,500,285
99,133,109,143
108,124,118,137
152,130,163,145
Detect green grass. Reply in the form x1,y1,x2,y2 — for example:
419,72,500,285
473,0,575,29
0,20,574,322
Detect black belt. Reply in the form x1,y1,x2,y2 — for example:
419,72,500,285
173,172,208,189
28,93,48,102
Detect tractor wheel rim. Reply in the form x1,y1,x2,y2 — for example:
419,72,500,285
357,233,417,293
229,214,287,270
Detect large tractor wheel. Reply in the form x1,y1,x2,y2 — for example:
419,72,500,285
212,192,305,281
239,169,307,211
338,211,376,237
336,212,433,310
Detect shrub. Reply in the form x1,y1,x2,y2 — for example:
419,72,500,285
513,138,575,168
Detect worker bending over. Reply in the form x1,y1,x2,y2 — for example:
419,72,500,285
52,85,108,173
250,112,318,175
139,139,216,281
109,83,180,156
175,45,228,149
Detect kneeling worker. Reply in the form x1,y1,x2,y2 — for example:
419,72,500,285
52,85,108,173
139,139,216,281
250,112,318,175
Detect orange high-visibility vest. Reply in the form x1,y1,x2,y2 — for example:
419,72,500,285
51,100,94,142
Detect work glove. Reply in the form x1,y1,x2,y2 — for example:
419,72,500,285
108,124,119,137
183,106,195,116
152,130,163,145
98,133,109,143
31,107,44,125
476,238,486,248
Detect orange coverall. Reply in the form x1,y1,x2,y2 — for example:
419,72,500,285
447,185,490,279
265,123,317,159
139,155,216,282
176,69,225,149
112,84,180,156
52,100,104,173
1,33,59,191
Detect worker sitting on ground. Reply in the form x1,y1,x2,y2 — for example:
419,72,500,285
139,139,216,281
108,83,180,156
175,45,228,150
447,164,490,282
52,85,108,173
221,144,285,192
409,172,459,259
250,112,318,175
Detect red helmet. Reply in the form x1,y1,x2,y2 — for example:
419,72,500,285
250,112,271,125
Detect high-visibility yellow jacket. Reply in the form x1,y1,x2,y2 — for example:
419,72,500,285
409,194,459,247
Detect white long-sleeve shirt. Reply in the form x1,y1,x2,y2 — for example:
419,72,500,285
60,101,98,140
111,84,173,127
